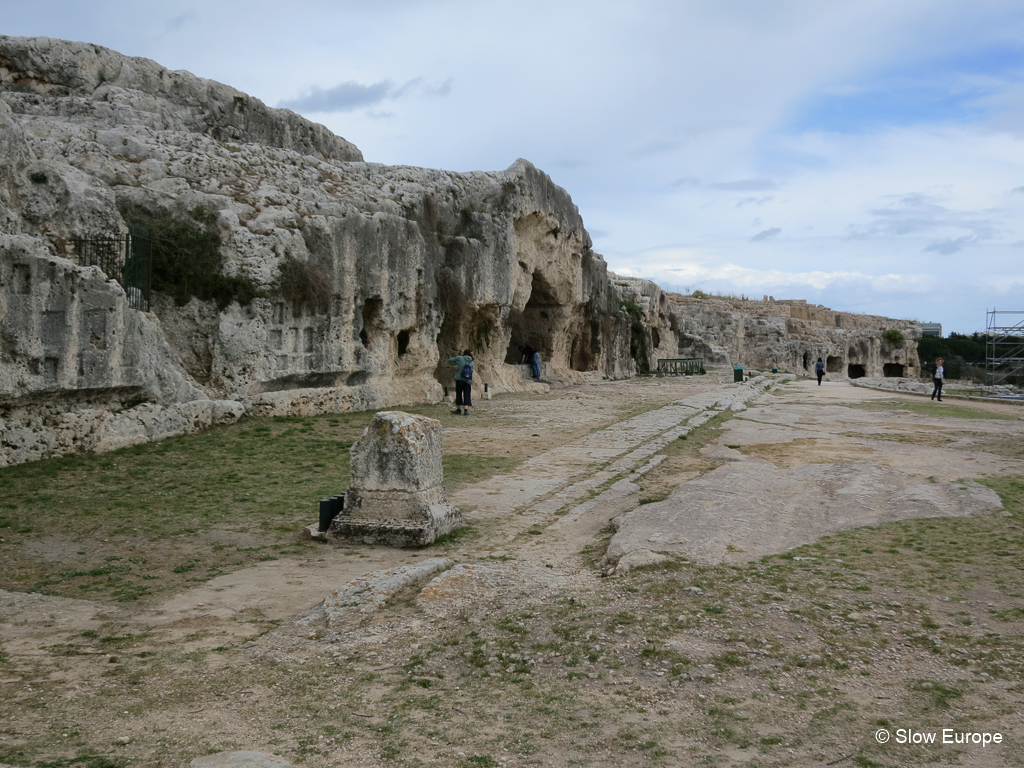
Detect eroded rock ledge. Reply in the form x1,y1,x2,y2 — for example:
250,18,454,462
0,35,919,466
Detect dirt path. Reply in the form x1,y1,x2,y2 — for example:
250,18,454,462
2,372,1023,768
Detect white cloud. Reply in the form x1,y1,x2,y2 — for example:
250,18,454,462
4,0,1024,333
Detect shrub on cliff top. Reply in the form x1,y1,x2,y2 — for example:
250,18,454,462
120,203,261,309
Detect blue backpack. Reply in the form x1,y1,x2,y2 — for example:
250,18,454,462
460,363,473,380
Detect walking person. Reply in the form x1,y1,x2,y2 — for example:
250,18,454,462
449,349,474,415
931,357,945,402
815,357,825,386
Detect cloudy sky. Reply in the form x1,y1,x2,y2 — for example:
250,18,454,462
7,1,1024,333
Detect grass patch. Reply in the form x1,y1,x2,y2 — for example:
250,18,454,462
847,398,1017,421
0,407,518,603
441,455,519,492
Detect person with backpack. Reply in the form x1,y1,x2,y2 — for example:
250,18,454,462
815,357,825,386
449,349,474,415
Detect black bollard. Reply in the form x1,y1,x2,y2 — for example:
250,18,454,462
318,499,333,532
319,493,346,532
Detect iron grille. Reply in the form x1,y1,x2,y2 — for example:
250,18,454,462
74,224,152,311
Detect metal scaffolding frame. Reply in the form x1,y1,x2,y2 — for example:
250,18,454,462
986,309,1024,386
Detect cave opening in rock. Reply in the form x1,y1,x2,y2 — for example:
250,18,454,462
397,329,411,356
360,296,383,346
803,351,811,370
848,364,866,379
883,362,904,377
826,355,842,373
569,323,596,371
505,271,559,365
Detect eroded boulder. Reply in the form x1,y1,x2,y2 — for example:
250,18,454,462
328,411,464,547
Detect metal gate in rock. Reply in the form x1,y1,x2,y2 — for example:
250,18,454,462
74,224,152,311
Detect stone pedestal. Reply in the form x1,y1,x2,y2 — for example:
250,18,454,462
328,411,464,547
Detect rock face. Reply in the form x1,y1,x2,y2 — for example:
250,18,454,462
616,277,921,382
328,411,464,546
0,233,243,466
0,36,361,162
0,34,921,466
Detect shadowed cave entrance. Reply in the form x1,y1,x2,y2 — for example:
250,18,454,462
505,271,560,366
568,321,600,372
848,364,866,379
883,363,905,377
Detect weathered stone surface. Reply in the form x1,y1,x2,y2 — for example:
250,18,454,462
328,411,464,546
616,276,921,381
190,752,290,768
299,558,451,626
0,36,361,162
0,236,241,465
613,548,670,574
414,562,567,618
608,460,1003,566
605,382,1007,566
0,34,923,467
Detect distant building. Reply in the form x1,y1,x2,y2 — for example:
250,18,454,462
922,322,942,337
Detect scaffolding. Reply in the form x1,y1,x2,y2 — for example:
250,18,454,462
986,310,1024,386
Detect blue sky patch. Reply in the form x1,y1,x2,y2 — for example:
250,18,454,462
787,43,1024,134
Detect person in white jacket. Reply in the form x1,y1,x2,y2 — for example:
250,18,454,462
931,357,945,402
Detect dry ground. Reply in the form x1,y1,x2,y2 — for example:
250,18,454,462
1,372,1023,768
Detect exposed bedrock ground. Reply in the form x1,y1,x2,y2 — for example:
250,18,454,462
605,379,1012,568
2,375,1021,766
1,34,920,465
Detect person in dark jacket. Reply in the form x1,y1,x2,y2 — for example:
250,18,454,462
449,349,474,415
815,357,825,386
520,344,541,379
931,357,945,402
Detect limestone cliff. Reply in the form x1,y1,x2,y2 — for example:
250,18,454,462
616,276,920,380
0,35,918,466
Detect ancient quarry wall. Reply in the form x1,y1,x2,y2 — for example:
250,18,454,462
615,277,921,379
0,235,244,466
0,35,919,466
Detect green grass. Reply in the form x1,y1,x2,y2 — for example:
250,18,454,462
848,398,1018,421
441,455,518,492
980,475,1024,516
0,408,520,603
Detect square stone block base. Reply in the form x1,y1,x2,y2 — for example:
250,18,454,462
327,504,464,547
